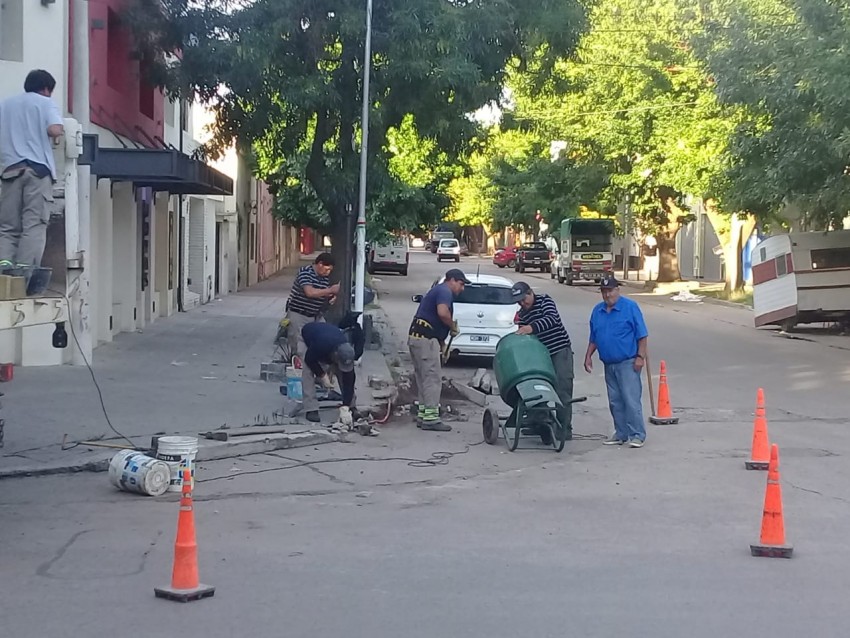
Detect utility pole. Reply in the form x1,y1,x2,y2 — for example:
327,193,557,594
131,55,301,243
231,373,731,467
353,0,373,316
623,195,632,281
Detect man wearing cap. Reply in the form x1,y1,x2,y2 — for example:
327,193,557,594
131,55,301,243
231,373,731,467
408,269,470,431
512,282,575,443
301,322,358,424
584,275,649,448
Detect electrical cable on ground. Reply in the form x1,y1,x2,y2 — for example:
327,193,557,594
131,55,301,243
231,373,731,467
48,288,137,450
196,441,488,484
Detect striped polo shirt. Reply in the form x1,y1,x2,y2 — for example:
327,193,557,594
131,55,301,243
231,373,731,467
286,265,330,317
517,293,572,355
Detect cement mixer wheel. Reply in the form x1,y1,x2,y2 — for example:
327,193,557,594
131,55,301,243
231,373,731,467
482,408,500,445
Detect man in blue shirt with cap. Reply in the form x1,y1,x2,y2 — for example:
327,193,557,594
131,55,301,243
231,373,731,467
584,275,649,447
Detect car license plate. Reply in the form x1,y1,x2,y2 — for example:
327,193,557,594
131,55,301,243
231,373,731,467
470,335,490,342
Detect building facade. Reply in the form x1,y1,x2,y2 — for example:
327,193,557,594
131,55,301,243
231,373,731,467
0,0,300,366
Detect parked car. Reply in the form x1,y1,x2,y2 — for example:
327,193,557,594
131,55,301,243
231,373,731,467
436,238,461,262
411,274,519,360
493,246,518,269
515,242,553,273
459,241,470,256
367,237,409,276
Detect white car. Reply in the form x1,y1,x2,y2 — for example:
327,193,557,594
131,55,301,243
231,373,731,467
436,238,461,262
412,274,519,359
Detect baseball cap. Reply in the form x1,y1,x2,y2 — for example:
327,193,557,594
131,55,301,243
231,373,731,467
445,268,472,284
510,282,533,301
600,275,620,289
335,342,356,372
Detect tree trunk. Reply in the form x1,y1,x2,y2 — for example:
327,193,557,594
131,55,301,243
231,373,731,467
722,215,757,294
704,201,757,294
656,232,681,282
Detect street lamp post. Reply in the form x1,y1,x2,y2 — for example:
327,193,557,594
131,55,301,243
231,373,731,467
353,0,373,315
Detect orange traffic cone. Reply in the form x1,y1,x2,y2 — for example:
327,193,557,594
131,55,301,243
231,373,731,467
649,360,679,425
750,444,793,558
745,388,770,470
155,468,216,602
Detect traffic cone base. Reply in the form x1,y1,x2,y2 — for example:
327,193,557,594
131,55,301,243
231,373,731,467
750,543,793,559
154,583,216,603
650,360,679,425
649,414,679,425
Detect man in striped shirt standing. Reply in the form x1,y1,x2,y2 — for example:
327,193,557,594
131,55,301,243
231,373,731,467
286,253,340,414
512,282,575,443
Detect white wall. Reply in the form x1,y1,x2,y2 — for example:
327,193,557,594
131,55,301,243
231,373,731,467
0,0,68,111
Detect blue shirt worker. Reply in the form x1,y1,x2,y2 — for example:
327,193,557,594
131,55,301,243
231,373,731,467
285,252,340,364
512,282,575,444
583,275,649,448
301,322,357,424
408,269,470,431
0,70,65,270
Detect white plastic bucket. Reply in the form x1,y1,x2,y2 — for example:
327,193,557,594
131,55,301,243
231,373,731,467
108,450,171,497
286,366,303,401
155,436,199,492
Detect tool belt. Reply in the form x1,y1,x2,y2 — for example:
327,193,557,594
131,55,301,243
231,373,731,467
409,317,438,340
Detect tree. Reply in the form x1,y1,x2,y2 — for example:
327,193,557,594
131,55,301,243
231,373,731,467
124,0,588,265
694,0,850,231
507,0,738,281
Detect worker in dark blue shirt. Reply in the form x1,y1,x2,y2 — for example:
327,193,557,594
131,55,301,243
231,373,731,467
407,269,469,431
584,275,649,448
301,322,357,423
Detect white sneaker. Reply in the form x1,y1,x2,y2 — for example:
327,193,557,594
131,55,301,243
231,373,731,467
603,436,626,446
629,438,645,448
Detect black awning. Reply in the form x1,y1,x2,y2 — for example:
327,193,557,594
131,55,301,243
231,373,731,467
79,134,233,196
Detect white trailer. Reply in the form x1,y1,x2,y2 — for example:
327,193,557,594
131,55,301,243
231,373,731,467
752,230,850,330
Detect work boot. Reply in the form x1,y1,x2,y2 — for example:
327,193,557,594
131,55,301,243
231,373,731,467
421,407,451,432
421,420,452,432
305,411,321,423
415,404,425,428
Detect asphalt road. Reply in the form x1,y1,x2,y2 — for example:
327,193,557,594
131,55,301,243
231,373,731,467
1,250,849,637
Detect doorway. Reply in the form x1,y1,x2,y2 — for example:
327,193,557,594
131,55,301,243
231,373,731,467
215,221,222,296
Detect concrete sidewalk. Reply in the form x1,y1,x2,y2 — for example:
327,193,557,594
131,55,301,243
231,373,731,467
0,270,395,478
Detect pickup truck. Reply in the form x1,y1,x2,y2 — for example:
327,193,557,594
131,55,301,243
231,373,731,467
515,242,553,273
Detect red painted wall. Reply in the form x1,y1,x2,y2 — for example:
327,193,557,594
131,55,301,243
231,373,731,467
88,0,164,146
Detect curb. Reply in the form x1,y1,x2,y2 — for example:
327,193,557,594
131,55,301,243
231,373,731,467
0,429,341,481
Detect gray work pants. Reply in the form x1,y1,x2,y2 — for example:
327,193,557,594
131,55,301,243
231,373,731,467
408,336,442,409
0,168,53,266
551,347,575,435
286,310,324,412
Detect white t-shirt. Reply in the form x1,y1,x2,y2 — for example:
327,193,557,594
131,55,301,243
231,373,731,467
0,92,63,179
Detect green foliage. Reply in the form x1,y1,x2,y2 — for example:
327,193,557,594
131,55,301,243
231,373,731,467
124,0,587,246
508,0,738,240
695,0,850,228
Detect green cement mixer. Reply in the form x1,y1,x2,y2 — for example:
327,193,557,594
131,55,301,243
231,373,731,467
483,333,587,452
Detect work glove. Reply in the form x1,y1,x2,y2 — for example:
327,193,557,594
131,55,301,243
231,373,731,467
338,406,354,428
450,320,460,338
318,374,335,390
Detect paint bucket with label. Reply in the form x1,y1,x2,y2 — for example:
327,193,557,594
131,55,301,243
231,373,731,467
108,450,171,497
154,436,199,492
286,366,303,401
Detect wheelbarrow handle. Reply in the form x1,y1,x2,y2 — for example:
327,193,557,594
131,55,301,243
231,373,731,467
567,396,588,405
